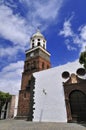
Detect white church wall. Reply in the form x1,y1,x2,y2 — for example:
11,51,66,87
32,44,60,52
14,95,18,117
33,60,83,122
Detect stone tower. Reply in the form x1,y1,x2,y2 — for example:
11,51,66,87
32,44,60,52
17,30,51,119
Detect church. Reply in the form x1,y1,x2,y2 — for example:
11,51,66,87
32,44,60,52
16,30,86,123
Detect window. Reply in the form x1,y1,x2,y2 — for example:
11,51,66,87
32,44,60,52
32,39,34,42
47,65,49,69
42,62,44,69
31,61,36,69
32,43,34,48
38,42,40,46
28,80,31,85
26,80,31,90
38,39,40,41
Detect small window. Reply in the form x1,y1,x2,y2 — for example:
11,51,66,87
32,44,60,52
38,42,40,46
28,80,31,85
32,61,36,69
42,62,44,69
32,39,34,42
38,39,40,41
32,43,34,48
26,80,31,89
47,65,49,69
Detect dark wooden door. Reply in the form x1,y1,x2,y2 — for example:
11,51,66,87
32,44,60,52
69,90,86,122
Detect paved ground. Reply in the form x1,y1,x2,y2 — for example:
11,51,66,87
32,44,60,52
0,119,86,130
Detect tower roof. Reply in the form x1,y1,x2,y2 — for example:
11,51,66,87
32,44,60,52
30,29,46,49
32,29,44,38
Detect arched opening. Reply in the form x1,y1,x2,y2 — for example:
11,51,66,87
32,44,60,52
37,42,40,46
42,62,44,69
31,61,36,70
43,44,45,49
32,43,34,48
69,90,86,122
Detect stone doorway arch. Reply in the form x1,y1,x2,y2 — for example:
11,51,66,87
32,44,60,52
69,90,86,122
63,73,86,122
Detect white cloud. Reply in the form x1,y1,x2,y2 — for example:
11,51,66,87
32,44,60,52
59,17,86,52
0,0,65,58
20,0,64,26
79,25,86,41
0,0,66,94
66,44,77,51
59,19,73,37
0,61,24,94
0,4,35,59
65,39,77,51
0,5,31,45
5,0,17,8
0,46,18,57
33,0,63,20
0,44,26,58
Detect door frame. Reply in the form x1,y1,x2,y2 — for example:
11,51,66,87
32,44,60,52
69,90,86,122
63,74,86,122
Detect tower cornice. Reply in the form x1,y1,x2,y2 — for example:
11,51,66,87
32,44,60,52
25,46,51,56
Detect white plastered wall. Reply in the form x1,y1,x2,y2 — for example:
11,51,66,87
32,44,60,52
33,60,83,122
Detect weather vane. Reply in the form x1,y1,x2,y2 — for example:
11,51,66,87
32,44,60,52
36,26,40,32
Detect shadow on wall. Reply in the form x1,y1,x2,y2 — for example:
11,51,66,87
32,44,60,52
27,75,35,121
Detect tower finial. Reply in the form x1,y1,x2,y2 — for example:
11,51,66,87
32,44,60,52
37,27,40,33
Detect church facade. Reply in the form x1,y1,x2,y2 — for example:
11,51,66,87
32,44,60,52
17,31,86,122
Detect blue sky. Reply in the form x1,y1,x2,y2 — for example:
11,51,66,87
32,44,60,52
0,0,86,94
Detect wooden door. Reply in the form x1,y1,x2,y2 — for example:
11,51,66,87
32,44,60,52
69,90,86,122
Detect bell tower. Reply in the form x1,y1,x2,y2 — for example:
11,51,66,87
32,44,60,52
17,30,51,119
